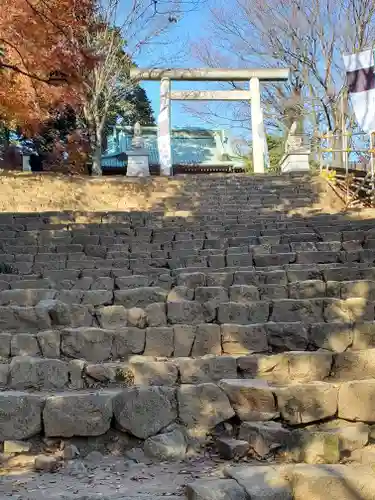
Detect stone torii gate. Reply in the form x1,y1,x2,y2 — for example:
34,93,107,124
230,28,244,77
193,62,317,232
130,68,290,175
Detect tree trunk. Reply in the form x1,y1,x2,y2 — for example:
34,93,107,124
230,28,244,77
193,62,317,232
90,128,103,176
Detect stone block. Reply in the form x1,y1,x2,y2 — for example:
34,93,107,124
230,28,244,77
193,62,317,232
309,322,352,352
144,428,187,460
0,306,51,331
233,271,259,286
129,358,178,385
229,285,260,303
0,333,11,358
81,290,113,306
177,272,206,288
186,478,248,500
167,286,194,301
113,386,177,439
221,324,268,355
44,392,113,437
36,299,72,326
339,380,375,422
290,430,340,464
224,465,292,500
266,322,309,351
145,302,167,326
289,463,375,500
167,300,214,324
0,392,44,439
289,280,326,299
271,299,323,323
178,383,234,433
127,307,147,328
276,382,338,425
9,356,69,389
216,437,249,460
111,328,146,358
195,287,229,304
173,324,196,357
114,287,167,308
116,275,150,289
178,356,237,384
61,327,113,362
331,349,375,380
239,421,291,457
192,324,222,356
286,351,333,383
37,330,61,358
144,327,174,356
324,298,374,323
219,379,277,421
85,362,133,385
217,302,249,325
11,334,40,356
68,359,85,389
206,272,233,287
0,289,56,307
352,321,375,349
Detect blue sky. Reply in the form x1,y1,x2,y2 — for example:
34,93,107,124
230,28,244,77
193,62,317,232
135,2,241,132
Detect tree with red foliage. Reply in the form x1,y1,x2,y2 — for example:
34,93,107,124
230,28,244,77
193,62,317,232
0,0,94,130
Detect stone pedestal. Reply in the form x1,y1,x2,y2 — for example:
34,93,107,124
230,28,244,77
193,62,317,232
126,149,150,177
22,155,31,172
280,152,310,173
280,135,310,173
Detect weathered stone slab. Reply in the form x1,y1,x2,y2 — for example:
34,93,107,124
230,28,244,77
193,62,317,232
111,328,146,358
339,380,375,422
114,287,167,308
144,327,174,356
276,382,338,424
129,358,178,385
44,392,114,437
173,324,196,357
167,300,214,324
61,327,113,362
144,428,187,460
11,334,40,356
113,386,177,439
37,330,61,358
0,392,44,440
224,465,292,500
239,422,291,457
186,478,248,500
192,324,222,356
178,356,237,384
221,324,268,355
96,305,128,329
178,383,234,433
9,356,69,389
219,379,277,421
265,322,309,351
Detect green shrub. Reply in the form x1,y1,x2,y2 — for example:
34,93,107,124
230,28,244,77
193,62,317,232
0,262,18,274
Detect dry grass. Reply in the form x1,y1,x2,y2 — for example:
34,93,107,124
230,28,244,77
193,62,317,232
0,172,189,214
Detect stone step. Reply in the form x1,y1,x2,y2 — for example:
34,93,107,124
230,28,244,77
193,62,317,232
187,464,375,500
3,277,375,305
2,320,374,360
6,346,375,389
0,384,234,440
0,294,373,330
217,420,369,463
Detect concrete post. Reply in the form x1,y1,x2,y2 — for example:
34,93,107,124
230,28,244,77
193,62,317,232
158,77,172,176
250,77,264,174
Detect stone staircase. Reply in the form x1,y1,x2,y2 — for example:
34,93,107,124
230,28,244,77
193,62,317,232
1,173,375,498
